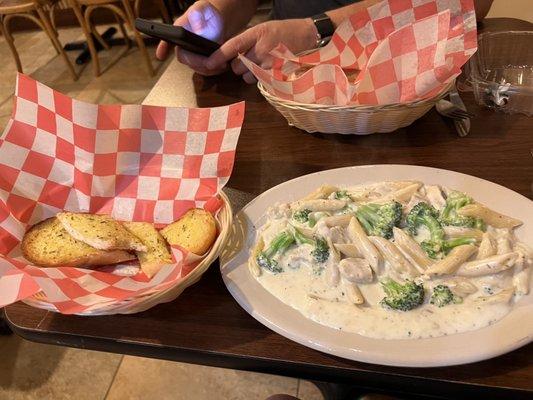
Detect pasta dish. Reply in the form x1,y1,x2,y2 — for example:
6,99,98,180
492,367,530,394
248,181,531,339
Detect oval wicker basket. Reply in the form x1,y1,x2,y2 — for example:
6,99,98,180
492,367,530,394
23,192,233,316
258,81,453,135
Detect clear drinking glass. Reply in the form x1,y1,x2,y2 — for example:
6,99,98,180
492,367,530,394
467,31,533,116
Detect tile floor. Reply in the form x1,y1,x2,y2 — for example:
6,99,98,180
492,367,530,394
0,23,323,400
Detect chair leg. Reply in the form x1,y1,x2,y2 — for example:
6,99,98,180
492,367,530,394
70,1,101,77
134,0,171,24
89,22,111,50
35,7,78,80
121,0,154,76
1,17,23,72
34,10,60,55
114,14,130,49
155,0,171,23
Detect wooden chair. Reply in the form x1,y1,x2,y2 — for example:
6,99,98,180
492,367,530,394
0,0,78,79
68,0,170,76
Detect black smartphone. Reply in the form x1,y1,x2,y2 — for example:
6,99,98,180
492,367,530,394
135,18,220,57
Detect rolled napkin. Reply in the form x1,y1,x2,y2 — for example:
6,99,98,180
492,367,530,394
0,74,245,313
241,0,477,105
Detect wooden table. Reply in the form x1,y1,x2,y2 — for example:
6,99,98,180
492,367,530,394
5,17,533,400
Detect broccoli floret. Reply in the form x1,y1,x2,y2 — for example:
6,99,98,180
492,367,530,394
440,191,485,230
406,202,446,257
291,226,330,264
430,285,462,307
422,236,477,259
256,231,295,273
406,202,443,241
333,190,351,200
355,201,402,239
311,236,330,263
380,278,425,311
293,208,311,224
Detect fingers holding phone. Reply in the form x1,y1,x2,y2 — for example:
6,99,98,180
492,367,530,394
206,19,318,83
155,0,225,75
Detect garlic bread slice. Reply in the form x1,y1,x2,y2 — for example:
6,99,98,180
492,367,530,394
57,212,147,252
22,217,135,268
123,222,172,278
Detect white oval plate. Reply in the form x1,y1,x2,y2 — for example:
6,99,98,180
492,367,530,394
219,165,533,367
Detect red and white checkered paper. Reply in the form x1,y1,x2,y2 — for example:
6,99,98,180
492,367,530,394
241,0,477,105
0,74,245,314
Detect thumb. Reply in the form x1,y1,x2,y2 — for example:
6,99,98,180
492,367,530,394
205,28,256,70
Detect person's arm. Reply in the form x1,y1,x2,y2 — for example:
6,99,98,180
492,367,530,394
155,0,258,75
205,0,493,82
325,0,494,24
204,0,382,82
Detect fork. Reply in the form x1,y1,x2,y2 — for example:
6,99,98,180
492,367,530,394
435,99,475,120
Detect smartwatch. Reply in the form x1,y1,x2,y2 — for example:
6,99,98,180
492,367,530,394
311,13,335,47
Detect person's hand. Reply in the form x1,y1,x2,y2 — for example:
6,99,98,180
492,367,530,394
205,18,318,83
155,0,227,76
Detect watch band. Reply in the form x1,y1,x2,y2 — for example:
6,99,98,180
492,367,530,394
311,13,335,41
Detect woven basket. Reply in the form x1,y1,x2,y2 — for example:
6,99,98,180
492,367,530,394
259,81,453,135
23,192,233,316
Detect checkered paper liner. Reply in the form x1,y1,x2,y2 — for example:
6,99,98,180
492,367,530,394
241,0,477,105
0,74,245,314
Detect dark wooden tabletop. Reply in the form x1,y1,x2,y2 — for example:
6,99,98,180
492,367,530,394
5,17,533,400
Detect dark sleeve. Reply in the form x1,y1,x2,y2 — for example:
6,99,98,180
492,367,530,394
272,0,361,20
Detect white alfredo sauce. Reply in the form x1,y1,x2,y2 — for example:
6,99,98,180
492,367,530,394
254,197,517,340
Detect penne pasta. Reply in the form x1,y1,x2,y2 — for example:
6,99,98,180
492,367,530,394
295,225,315,238
513,266,530,296
370,182,422,205
325,237,341,287
476,232,496,260
302,185,339,201
392,227,433,271
425,245,477,276
248,236,264,277
292,199,347,212
496,232,512,255
475,288,514,305
369,236,419,278
513,243,532,295
425,185,446,211
443,226,484,242
344,282,365,305
323,214,353,227
328,226,346,245
458,203,522,229
334,243,362,258
347,217,382,272
456,252,518,277
442,278,478,297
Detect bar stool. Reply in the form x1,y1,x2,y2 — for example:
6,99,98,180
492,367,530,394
0,0,78,79
68,0,170,76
